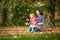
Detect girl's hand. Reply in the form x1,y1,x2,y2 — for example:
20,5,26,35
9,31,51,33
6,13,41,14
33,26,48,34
25,22,30,26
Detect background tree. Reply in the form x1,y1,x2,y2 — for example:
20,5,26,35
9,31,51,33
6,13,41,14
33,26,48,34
47,0,56,27
0,0,60,26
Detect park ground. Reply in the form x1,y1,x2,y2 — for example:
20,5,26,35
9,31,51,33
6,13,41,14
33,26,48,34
0,19,60,40
0,26,60,40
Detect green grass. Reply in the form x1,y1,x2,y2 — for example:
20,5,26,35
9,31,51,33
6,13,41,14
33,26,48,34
0,26,26,28
55,19,60,27
0,33,60,40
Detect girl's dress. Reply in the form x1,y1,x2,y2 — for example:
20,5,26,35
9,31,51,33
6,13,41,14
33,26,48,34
28,17,36,32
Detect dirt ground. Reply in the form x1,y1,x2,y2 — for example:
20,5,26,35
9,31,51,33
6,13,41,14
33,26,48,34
0,27,60,35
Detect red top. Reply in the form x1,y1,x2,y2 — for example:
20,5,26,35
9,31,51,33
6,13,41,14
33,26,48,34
30,17,37,26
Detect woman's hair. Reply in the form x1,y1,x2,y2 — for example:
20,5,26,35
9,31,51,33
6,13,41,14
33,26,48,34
36,9,43,15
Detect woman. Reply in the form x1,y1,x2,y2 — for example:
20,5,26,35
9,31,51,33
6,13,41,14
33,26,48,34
35,9,44,32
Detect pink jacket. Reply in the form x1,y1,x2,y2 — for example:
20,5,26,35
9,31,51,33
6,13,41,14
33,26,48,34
30,17,37,26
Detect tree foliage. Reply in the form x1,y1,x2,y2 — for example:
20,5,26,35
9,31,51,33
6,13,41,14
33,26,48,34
0,0,60,26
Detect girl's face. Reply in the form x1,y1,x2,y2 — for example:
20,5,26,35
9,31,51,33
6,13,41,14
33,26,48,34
36,10,40,16
30,14,34,18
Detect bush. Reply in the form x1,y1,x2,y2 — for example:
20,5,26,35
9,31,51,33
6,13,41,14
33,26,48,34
0,0,47,26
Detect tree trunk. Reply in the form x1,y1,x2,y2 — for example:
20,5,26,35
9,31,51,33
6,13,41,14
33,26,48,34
2,7,8,26
47,0,56,27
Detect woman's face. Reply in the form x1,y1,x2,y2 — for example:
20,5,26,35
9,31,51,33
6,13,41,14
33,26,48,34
36,10,40,16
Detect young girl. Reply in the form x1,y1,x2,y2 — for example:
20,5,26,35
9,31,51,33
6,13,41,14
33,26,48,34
28,13,37,32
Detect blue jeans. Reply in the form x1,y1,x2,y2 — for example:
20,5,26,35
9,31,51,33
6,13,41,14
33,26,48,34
35,25,42,31
28,25,34,32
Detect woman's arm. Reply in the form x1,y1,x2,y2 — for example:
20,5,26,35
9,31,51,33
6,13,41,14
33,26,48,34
41,16,44,22
37,16,44,25
37,22,43,25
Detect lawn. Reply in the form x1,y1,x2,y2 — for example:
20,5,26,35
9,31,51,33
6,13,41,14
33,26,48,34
0,19,60,40
0,33,60,40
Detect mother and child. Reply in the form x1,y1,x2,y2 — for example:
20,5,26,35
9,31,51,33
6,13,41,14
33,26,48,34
28,9,44,32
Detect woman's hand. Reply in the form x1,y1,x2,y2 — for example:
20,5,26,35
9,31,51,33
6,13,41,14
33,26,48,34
37,22,43,25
